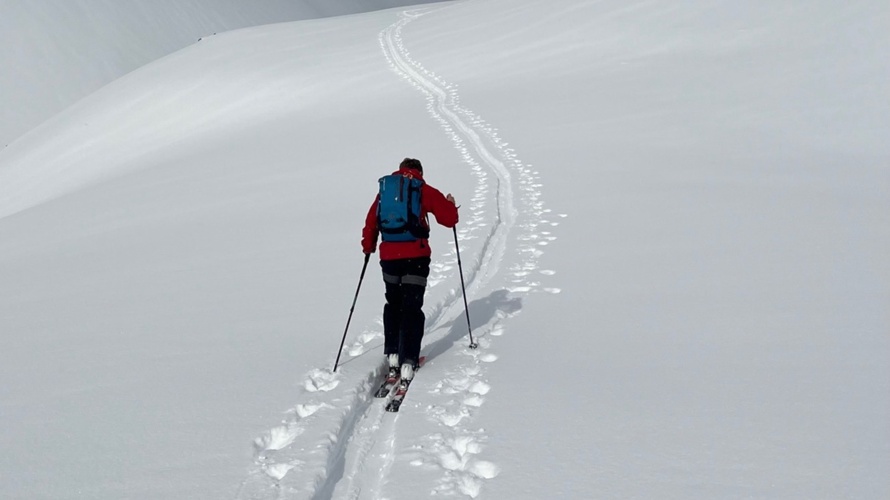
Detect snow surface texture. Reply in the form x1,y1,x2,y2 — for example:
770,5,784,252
1,0,888,499
237,10,551,498
0,0,440,146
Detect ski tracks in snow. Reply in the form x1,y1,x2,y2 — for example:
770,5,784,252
237,8,561,499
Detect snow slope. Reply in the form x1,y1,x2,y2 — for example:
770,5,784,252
0,0,439,146
1,0,888,499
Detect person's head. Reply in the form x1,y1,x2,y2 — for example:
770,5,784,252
400,157,423,173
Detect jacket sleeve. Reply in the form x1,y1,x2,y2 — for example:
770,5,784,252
424,184,459,228
362,195,380,254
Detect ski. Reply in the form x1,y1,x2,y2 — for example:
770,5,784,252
385,380,412,412
374,367,400,398
385,356,425,412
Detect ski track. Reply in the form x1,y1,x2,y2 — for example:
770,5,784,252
236,8,560,499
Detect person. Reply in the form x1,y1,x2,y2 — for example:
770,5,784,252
362,158,459,383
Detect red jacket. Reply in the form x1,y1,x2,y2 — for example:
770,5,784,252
362,167,459,260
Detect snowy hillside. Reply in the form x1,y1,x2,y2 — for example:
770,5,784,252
1,0,888,499
0,0,438,146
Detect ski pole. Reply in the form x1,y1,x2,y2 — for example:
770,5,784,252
453,226,478,349
333,253,371,372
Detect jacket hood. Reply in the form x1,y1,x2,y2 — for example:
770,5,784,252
393,167,424,180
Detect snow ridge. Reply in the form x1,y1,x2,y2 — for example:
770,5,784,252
237,8,557,499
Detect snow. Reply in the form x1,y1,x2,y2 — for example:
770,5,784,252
1,0,888,499
0,0,441,147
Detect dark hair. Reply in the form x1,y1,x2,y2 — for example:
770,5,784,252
400,157,423,173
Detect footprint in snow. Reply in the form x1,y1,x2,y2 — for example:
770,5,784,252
469,381,491,395
347,343,366,356
457,474,483,498
462,364,482,376
469,460,501,479
433,406,468,427
255,424,302,452
463,395,485,407
437,434,482,471
451,435,483,457
303,369,339,392
263,462,297,480
429,432,500,498
356,330,380,344
293,402,328,418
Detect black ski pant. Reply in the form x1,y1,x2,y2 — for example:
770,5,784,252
380,257,430,366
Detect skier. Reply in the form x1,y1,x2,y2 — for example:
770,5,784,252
362,158,459,384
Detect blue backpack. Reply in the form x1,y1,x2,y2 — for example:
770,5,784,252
377,174,429,242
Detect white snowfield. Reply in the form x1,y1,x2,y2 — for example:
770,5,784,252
1,1,888,499
0,0,440,147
